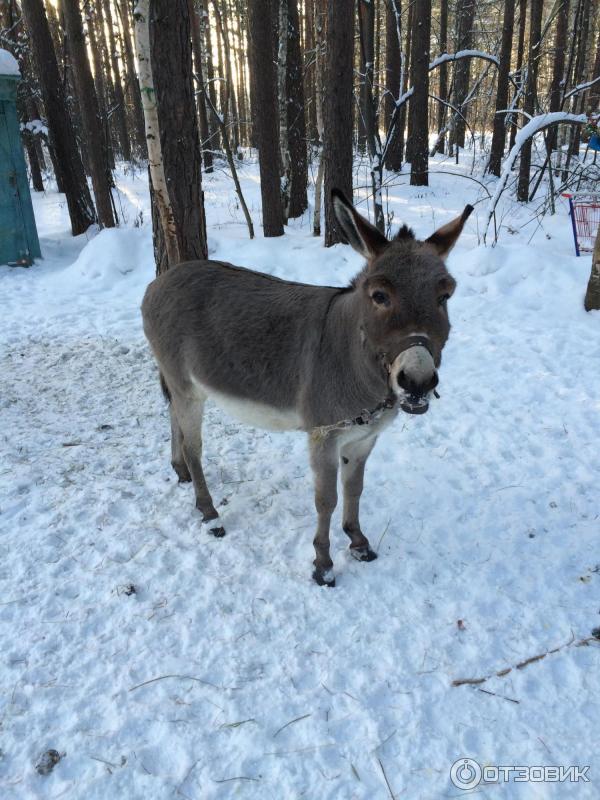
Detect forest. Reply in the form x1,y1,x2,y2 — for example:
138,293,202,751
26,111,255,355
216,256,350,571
2,0,599,268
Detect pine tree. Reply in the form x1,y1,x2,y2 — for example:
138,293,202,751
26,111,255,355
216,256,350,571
323,0,354,245
20,0,96,234
248,0,284,236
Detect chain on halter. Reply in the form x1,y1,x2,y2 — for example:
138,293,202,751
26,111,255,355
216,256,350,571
310,396,397,442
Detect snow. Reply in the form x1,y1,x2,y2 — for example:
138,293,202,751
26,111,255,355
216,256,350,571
21,119,49,138
1,155,600,799
0,47,20,77
429,49,500,70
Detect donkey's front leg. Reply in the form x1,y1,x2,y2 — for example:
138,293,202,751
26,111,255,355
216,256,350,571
309,437,339,587
340,436,378,562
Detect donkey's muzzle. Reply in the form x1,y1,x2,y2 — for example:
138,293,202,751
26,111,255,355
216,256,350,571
399,394,430,415
391,339,438,414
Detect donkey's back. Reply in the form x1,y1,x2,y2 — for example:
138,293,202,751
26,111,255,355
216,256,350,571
142,259,337,425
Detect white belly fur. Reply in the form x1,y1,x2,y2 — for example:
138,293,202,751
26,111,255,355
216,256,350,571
192,378,303,432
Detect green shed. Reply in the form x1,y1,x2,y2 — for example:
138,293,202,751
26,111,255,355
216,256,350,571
0,49,41,267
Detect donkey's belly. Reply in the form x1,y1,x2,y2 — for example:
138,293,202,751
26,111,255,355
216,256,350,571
193,378,303,432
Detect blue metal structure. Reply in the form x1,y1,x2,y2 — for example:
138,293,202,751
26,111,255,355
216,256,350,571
0,68,41,266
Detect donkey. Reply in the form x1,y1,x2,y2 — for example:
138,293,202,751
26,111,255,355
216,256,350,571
142,190,472,586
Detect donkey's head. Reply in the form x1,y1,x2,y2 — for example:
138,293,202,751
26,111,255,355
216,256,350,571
332,190,473,414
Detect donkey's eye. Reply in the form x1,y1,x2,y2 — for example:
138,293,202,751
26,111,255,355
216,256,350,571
438,293,450,306
371,290,390,306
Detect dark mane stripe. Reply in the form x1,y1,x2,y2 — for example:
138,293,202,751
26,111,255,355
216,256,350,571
394,224,415,241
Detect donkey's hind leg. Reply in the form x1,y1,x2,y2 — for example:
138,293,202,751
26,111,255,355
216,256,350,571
169,406,191,483
171,391,224,537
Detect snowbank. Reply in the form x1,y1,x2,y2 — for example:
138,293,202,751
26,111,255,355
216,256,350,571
0,47,20,77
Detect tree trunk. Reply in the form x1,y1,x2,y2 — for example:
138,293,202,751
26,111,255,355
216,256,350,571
357,0,374,154
20,0,96,234
401,0,414,162
487,0,515,176
589,29,600,111
358,0,384,230
384,0,403,170
323,0,354,246
278,0,292,221
450,0,476,152
188,0,213,173
116,0,147,159
312,0,326,236
508,0,527,152
435,0,448,155
248,0,284,236
201,0,221,153
86,4,116,169
584,224,600,311
304,0,318,145
62,0,115,228
148,0,208,267
286,0,308,218
517,0,543,201
408,0,431,186
546,0,570,156
566,0,592,162
104,0,132,163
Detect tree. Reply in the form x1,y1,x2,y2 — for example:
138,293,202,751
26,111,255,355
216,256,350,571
188,0,213,173
116,0,147,158
487,0,516,176
434,0,448,155
584,223,600,311
508,0,527,152
323,0,354,245
358,0,384,230
384,0,403,170
408,0,431,186
286,0,308,218
517,0,543,201
20,0,96,235
149,0,208,267
103,0,132,163
546,0,570,157
62,0,116,228
248,0,284,236
450,0,476,152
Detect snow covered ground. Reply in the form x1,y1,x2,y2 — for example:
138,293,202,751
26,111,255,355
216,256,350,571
1,155,599,799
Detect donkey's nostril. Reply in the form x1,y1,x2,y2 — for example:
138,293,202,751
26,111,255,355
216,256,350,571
396,368,438,397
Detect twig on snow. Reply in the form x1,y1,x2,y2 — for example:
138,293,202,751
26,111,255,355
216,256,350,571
452,633,597,688
273,713,312,738
377,757,397,800
128,674,233,692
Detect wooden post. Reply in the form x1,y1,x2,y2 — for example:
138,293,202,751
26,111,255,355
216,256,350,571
584,222,600,311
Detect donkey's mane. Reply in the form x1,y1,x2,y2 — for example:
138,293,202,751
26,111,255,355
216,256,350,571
394,224,415,241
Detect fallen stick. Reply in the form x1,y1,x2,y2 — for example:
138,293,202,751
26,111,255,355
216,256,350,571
452,634,598,688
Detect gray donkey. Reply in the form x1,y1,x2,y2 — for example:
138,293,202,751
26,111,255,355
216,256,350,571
142,190,472,586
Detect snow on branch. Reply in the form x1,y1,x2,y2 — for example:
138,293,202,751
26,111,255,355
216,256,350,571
483,111,588,243
563,75,600,101
429,50,499,70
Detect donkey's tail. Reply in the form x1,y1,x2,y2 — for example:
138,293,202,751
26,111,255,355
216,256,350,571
159,372,172,403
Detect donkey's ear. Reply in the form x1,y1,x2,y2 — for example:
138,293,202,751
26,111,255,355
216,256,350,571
425,205,474,258
331,189,388,259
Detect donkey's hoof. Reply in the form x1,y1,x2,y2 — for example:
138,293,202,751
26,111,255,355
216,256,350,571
209,526,226,538
313,568,336,587
350,546,378,562
172,462,192,483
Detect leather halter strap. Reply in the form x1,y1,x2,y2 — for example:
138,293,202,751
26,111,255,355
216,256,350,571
397,334,434,356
